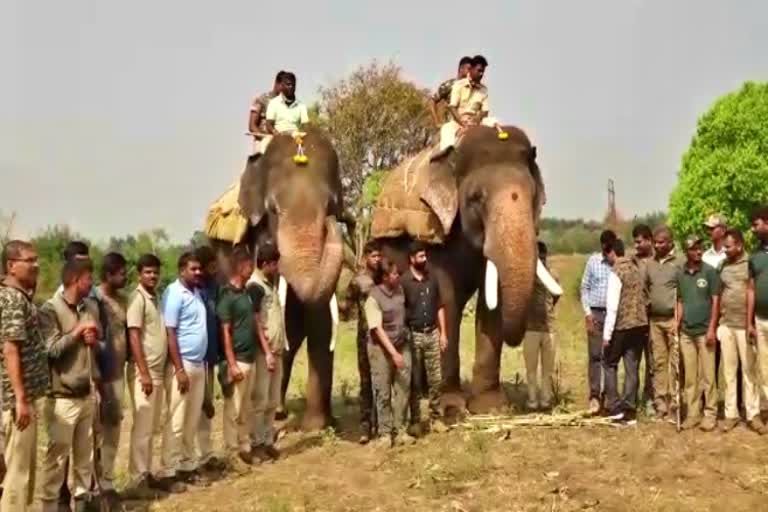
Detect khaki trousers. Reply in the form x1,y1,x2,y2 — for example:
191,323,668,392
649,317,679,410
718,325,760,420
99,377,124,490
251,352,283,447
127,365,165,481
753,317,768,409
438,116,500,151
224,361,256,453
39,397,95,502
160,360,206,477
680,333,717,419
196,364,216,465
522,330,556,408
1,403,38,511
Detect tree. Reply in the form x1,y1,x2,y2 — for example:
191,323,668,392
669,81,768,243
0,211,16,248
315,61,433,263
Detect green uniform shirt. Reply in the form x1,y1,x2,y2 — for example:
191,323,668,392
646,253,682,317
677,263,720,336
718,255,748,329
749,246,768,319
216,284,257,363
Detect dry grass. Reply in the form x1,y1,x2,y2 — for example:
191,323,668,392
34,255,768,511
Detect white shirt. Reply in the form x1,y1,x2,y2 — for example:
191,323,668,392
265,94,309,134
602,272,623,342
703,247,726,270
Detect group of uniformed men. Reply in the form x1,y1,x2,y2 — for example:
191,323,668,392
581,208,768,433
0,241,285,511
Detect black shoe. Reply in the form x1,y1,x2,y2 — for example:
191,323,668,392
149,475,187,494
263,445,281,461
275,409,288,421
177,470,211,487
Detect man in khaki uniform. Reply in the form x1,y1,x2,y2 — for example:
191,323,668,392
715,229,765,433
438,55,501,153
247,244,285,461
428,56,472,127
125,254,183,495
0,240,50,512
522,242,559,411
646,226,681,418
676,236,720,431
748,206,768,417
94,252,129,502
38,259,102,512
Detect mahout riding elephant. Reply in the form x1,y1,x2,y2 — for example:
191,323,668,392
234,125,347,430
371,125,558,413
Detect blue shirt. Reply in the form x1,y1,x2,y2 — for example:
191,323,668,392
580,253,612,315
199,279,221,365
162,279,208,363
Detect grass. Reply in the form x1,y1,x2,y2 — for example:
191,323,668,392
30,255,768,511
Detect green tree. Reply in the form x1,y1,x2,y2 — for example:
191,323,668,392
315,61,433,262
669,81,768,243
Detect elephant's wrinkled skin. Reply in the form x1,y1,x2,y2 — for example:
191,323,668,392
376,126,545,413
236,125,345,430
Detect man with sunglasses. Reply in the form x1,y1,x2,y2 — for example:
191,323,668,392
0,240,50,511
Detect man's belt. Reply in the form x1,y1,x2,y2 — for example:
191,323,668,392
410,325,437,333
590,307,606,312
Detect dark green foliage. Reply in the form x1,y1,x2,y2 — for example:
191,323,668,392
669,81,768,244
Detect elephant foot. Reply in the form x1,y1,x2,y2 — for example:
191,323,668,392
441,391,468,418
300,410,332,432
467,388,507,414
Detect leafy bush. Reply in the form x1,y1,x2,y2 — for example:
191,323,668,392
669,81,768,244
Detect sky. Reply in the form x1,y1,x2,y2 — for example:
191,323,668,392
2,0,767,242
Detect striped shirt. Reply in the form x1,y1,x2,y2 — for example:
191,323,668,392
580,253,612,315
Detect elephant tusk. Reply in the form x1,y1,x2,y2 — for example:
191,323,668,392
278,276,289,351
536,259,563,296
329,294,339,352
485,260,499,311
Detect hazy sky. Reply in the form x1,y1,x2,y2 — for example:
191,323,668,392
3,0,767,241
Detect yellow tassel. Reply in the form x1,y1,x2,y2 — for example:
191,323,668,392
497,131,509,140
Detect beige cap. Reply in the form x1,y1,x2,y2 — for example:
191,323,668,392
703,213,727,228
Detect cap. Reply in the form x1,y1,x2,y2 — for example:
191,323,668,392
703,213,727,228
685,235,703,250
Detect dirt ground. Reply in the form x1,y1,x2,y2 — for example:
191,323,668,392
44,255,768,512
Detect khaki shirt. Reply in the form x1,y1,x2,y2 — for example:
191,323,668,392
248,269,286,355
126,285,167,379
646,252,682,317
449,78,490,120
527,268,558,332
719,255,749,329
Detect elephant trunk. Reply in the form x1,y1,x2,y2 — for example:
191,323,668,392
276,214,343,304
484,184,537,346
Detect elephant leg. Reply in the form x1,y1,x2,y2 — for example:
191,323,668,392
468,297,507,413
302,304,334,431
280,292,306,414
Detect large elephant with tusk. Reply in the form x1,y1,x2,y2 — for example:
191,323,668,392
235,125,347,430
371,125,561,413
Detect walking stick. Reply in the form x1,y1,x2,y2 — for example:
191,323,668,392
88,344,111,512
674,292,682,433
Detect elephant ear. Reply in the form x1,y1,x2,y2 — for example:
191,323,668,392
420,161,459,235
238,155,267,227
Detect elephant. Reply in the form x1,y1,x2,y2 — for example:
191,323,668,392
233,125,347,430
371,125,558,413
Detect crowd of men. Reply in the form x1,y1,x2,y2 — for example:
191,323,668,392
580,207,768,432
0,241,285,511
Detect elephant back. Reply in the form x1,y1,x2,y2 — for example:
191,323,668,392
371,145,450,244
